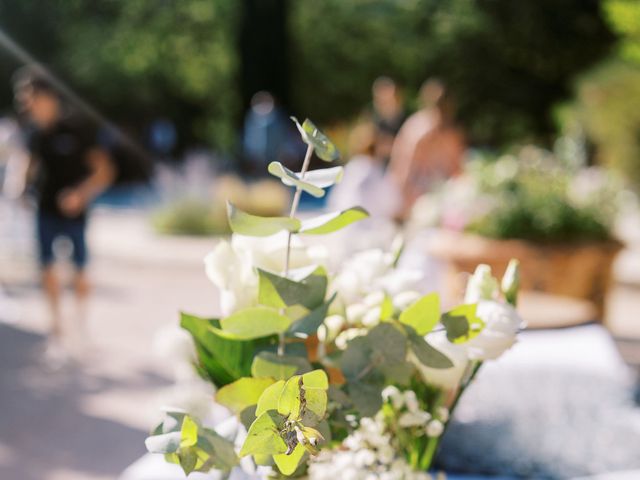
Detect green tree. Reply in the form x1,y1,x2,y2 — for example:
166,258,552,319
290,0,615,147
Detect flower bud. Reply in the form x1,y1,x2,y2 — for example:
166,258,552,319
501,259,520,306
464,264,499,303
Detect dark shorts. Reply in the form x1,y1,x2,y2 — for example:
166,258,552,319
36,211,88,269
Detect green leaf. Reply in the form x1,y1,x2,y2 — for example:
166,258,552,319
277,370,329,425
399,293,441,335
181,312,270,386
267,161,330,197
367,323,407,365
251,352,312,380
256,380,286,416
274,442,307,475
291,117,340,162
201,428,239,470
145,431,182,454
287,293,336,337
301,369,329,389
226,202,300,236
408,329,454,369
240,410,288,457
147,412,238,475
299,207,370,235
442,304,485,343
380,294,394,321
258,267,327,310
180,416,198,448
221,307,292,340
216,377,275,415
347,380,384,417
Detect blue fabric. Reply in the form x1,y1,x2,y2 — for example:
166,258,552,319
36,210,88,269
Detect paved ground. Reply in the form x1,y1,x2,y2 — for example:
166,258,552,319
0,206,220,480
0,204,639,479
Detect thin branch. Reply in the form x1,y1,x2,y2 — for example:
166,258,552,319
279,143,314,356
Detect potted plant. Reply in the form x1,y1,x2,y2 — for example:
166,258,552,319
143,118,523,478
412,147,625,317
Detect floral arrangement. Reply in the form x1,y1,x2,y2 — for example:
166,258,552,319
145,119,523,478
410,146,624,243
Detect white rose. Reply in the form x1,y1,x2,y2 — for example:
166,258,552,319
204,240,257,316
205,233,323,317
412,331,469,391
463,300,522,360
464,264,499,303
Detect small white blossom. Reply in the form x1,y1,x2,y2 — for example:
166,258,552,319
436,406,450,423
403,390,419,412
398,410,431,428
335,328,368,350
381,386,404,410
425,419,444,438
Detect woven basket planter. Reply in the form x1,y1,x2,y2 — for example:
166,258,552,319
427,230,623,319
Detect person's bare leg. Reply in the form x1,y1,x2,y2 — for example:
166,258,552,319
72,268,91,351
42,265,63,340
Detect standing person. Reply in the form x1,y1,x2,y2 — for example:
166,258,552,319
370,76,406,165
387,79,465,219
13,70,116,358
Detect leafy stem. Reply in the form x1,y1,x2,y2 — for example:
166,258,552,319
278,143,315,356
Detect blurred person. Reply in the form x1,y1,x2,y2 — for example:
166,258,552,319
388,79,465,219
370,76,407,164
329,121,400,219
241,91,302,175
13,69,116,358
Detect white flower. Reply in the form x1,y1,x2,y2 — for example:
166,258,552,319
412,331,469,391
335,328,368,350
463,300,522,360
204,240,257,316
436,406,450,423
361,307,382,328
398,410,431,428
425,419,444,438
403,390,419,412
381,386,404,410
464,264,499,303
392,291,422,311
318,314,346,343
204,233,322,316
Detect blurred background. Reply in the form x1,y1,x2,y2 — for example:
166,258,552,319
1,1,640,479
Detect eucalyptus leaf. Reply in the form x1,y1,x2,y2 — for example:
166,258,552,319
299,207,369,235
258,267,327,310
227,202,301,236
408,330,454,369
287,294,335,337
256,380,286,416
216,377,275,415
240,410,288,457
251,352,312,380
145,431,182,454
180,416,198,448
347,380,384,417
267,161,327,198
442,304,485,343
220,307,292,339
291,117,340,162
274,442,307,476
399,292,440,335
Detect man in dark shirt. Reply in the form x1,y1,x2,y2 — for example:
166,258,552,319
14,71,116,356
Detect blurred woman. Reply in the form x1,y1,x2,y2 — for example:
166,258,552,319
388,79,465,219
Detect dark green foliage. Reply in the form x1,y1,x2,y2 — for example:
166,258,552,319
290,0,616,146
